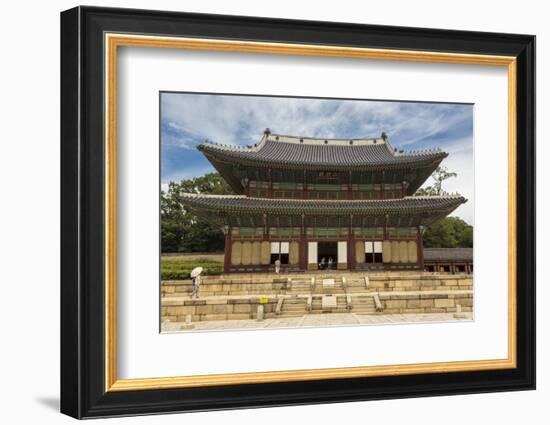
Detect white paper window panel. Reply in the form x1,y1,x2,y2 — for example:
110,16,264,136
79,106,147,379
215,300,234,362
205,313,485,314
374,241,383,253
338,241,347,262
307,242,317,264
280,242,289,254
270,242,280,254
365,241,373,253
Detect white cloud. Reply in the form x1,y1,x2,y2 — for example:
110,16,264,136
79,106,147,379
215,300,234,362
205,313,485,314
161,94,413,147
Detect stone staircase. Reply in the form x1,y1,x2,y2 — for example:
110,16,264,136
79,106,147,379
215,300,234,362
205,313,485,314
336,295,349,311
280,296,308,317
351,295,377,314
311,276,347,295
309,295,349,314
345,276,371,293
288,277,314,295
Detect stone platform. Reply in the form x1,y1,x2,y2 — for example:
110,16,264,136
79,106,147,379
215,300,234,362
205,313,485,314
161,311,473,333
161,271,473,328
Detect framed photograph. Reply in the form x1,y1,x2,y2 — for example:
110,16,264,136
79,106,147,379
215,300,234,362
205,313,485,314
60,6,535,419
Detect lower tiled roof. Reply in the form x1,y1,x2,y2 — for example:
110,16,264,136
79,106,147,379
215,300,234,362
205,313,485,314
424,248,473,262
179,193,466,216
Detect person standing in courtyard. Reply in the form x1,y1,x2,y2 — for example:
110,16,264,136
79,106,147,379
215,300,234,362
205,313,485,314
274,258,281,274
190,266,203,299
191,274,201,298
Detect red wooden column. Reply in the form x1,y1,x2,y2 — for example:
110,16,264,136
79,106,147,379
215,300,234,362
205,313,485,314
299,213,307,270
299,235,307,270
347,234,355,270
417,226,424,270
347,214,354,270
223,229,232,274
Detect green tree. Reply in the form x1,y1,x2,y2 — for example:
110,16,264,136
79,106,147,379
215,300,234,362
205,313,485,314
431,166,457,195
178,172,232,195
161,173,233,253
161,182,187,252
415,166,457,196
423,217,473,248
414,186,438,196
459,225,473,247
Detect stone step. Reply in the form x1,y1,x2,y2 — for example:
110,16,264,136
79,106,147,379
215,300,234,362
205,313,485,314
283,305,307,311
312,287,346,293
310,308,350,314
352,296,376,314
354,297,375,303
353,302,375,307
282,298,307,312
280,308,305,313
353,302,375,305
279,312,304,317
352,304,375,308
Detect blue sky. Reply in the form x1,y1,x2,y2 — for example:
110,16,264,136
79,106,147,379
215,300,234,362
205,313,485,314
161,92,474,224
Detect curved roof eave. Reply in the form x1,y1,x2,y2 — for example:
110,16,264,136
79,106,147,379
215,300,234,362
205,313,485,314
179,193,467,216
198,143,448,171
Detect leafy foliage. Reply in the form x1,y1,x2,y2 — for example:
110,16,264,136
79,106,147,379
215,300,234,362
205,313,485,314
414,186,438,196
423,217,473,248
161,257,223,280
415,166,457,196
414,166,472,247
161,173,233,253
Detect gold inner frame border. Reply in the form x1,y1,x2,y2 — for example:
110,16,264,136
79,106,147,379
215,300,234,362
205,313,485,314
104,33,517,392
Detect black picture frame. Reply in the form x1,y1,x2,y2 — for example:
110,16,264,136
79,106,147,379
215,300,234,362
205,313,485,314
60,5,535,419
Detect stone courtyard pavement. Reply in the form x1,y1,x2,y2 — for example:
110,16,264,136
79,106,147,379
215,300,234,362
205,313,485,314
161,312,473,333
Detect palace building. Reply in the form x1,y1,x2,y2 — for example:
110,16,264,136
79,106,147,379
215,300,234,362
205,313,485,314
180,129,466,273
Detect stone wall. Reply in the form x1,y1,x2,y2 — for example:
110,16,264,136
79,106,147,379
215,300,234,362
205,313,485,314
162,273,473,297
162,297,278,323
378,290,473,314
160,272,474,323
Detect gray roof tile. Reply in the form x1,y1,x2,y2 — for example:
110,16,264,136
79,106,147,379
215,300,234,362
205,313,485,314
198,133,447,169
179,193,467,216
424,248,473,261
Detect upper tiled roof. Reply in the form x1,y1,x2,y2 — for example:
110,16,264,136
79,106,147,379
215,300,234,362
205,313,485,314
198,132,447,170
179,193,466,216
424,248,473,262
